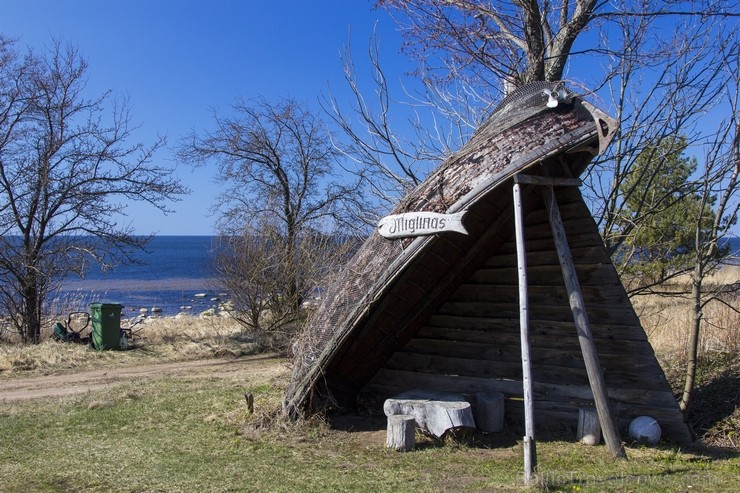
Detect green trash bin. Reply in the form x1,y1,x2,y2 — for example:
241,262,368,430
89,303,123,350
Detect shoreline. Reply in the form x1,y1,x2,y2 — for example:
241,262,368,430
58,276,223,291
51,277,229,318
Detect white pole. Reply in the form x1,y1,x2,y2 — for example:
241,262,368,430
513,180,536,484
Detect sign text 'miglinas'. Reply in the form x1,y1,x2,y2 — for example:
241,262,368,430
377,211,468,239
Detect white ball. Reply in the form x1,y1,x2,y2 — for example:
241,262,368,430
628,416,661,445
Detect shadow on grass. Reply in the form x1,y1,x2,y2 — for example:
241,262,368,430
690,374,739,435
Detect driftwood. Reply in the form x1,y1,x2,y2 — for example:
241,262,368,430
384,390,475,438
386,415,416,451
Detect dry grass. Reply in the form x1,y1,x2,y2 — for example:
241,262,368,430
633,269,740,360
0,314,258,378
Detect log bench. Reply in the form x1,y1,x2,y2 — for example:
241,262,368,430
383,390,476,440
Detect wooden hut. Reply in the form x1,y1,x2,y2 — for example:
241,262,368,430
284,82,692,444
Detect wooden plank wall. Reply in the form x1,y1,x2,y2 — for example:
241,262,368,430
363,186,691,443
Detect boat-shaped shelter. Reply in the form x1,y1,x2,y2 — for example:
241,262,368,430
284,82,692,444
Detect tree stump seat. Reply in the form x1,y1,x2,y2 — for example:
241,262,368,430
383,390,476,438
386,414,416,451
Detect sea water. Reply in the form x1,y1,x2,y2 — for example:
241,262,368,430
48,235,740,319
52,236,223,318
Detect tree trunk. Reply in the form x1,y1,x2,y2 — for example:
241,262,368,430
519,0,545,83
679,267,703,418
285,224,302,314
22,278,42,344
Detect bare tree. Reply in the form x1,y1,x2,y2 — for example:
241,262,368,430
379,0,738,93
213,224,357,350
0,37,187,343
327,1,737,228
588,13,731,266
679,47,740,416
323,31,494,225
180,97,361,342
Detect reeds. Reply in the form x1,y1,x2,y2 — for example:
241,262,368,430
633,265,740,360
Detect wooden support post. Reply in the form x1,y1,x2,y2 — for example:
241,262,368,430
542,186,627,460
386,415,416,452
513,181,537,483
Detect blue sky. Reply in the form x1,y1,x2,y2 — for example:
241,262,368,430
3,1,737,240
1,0,409,235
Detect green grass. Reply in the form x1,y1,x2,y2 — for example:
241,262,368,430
1,363,738,492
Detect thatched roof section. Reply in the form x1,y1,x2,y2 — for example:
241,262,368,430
284,82,692,443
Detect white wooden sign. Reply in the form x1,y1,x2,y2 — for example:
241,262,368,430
377,211,468,239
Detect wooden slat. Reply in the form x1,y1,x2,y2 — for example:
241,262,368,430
417,326,651,351
387,347,668,391
400,338,662,376
514,174,582,187
426,316,648,341
472,262,623,284
369,369,681,408
451,283,633,306
437,301,642,325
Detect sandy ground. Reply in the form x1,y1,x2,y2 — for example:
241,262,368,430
0,355,285,403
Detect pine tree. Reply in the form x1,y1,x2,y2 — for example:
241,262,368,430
616,136,716,288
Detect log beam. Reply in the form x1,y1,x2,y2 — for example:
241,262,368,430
543,185,627,460
475,392,505,433
577,407,601,446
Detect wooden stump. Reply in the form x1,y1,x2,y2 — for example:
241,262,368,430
386,415,416,452
475,392,505,433
577,407,601,446
383,390,476,438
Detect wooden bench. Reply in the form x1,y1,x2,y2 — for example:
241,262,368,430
384,390,476,443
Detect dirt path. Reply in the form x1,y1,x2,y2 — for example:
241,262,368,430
0,355,285,403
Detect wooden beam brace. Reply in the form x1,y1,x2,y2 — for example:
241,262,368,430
542,185,627,461
513,174,582,187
